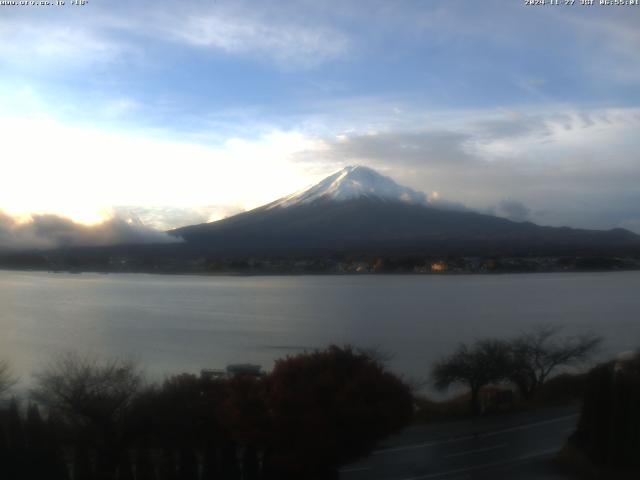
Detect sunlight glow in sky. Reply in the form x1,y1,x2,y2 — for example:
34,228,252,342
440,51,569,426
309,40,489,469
0,116,319,224
1,0,639,233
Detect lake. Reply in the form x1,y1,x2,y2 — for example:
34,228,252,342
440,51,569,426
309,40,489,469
1,270,639,390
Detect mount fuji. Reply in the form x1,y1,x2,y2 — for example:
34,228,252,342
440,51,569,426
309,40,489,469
171,166,640,258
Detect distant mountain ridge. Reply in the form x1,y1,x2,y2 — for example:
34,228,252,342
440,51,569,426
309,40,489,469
171,166,640,258
2,166,639,273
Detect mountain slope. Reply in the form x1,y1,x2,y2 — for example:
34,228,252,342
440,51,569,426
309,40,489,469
171,167,640,258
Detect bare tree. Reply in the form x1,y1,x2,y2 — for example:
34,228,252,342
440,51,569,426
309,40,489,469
31,352,144,476
432,339,511,415
0,359,18,397
31,351,143,428
508,325,602,399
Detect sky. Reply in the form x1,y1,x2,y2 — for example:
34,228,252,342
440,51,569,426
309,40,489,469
1,0,639,247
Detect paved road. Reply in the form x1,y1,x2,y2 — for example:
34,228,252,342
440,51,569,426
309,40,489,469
339,406,579,480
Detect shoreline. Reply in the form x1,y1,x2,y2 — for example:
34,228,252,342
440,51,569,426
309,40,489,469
2,264,639,278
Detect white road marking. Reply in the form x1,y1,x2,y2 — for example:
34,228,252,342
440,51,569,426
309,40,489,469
373,414,578,455
444,443,506,458
399,448,559,480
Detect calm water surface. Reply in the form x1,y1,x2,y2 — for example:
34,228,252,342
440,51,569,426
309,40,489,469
2,270,639,387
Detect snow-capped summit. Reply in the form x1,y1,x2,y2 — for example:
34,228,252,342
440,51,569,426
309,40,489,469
270,165,427,208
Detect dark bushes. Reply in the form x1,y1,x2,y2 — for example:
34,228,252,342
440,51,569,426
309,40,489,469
2,345,413,480
266,345,413,478
0,401,68,480
571,353,640,470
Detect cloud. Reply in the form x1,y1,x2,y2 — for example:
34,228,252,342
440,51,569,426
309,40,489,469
113,205,245,231
0,114,320,219
157,10,350,68
3,101,635,234
562,11,640,83
0,212,178,251
322,131,474,168
0,22,127,70
467,113,548,141
0,0,351,71
0,103,637,240
369,1,640,85
495,199,531,223
292,106,640,231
